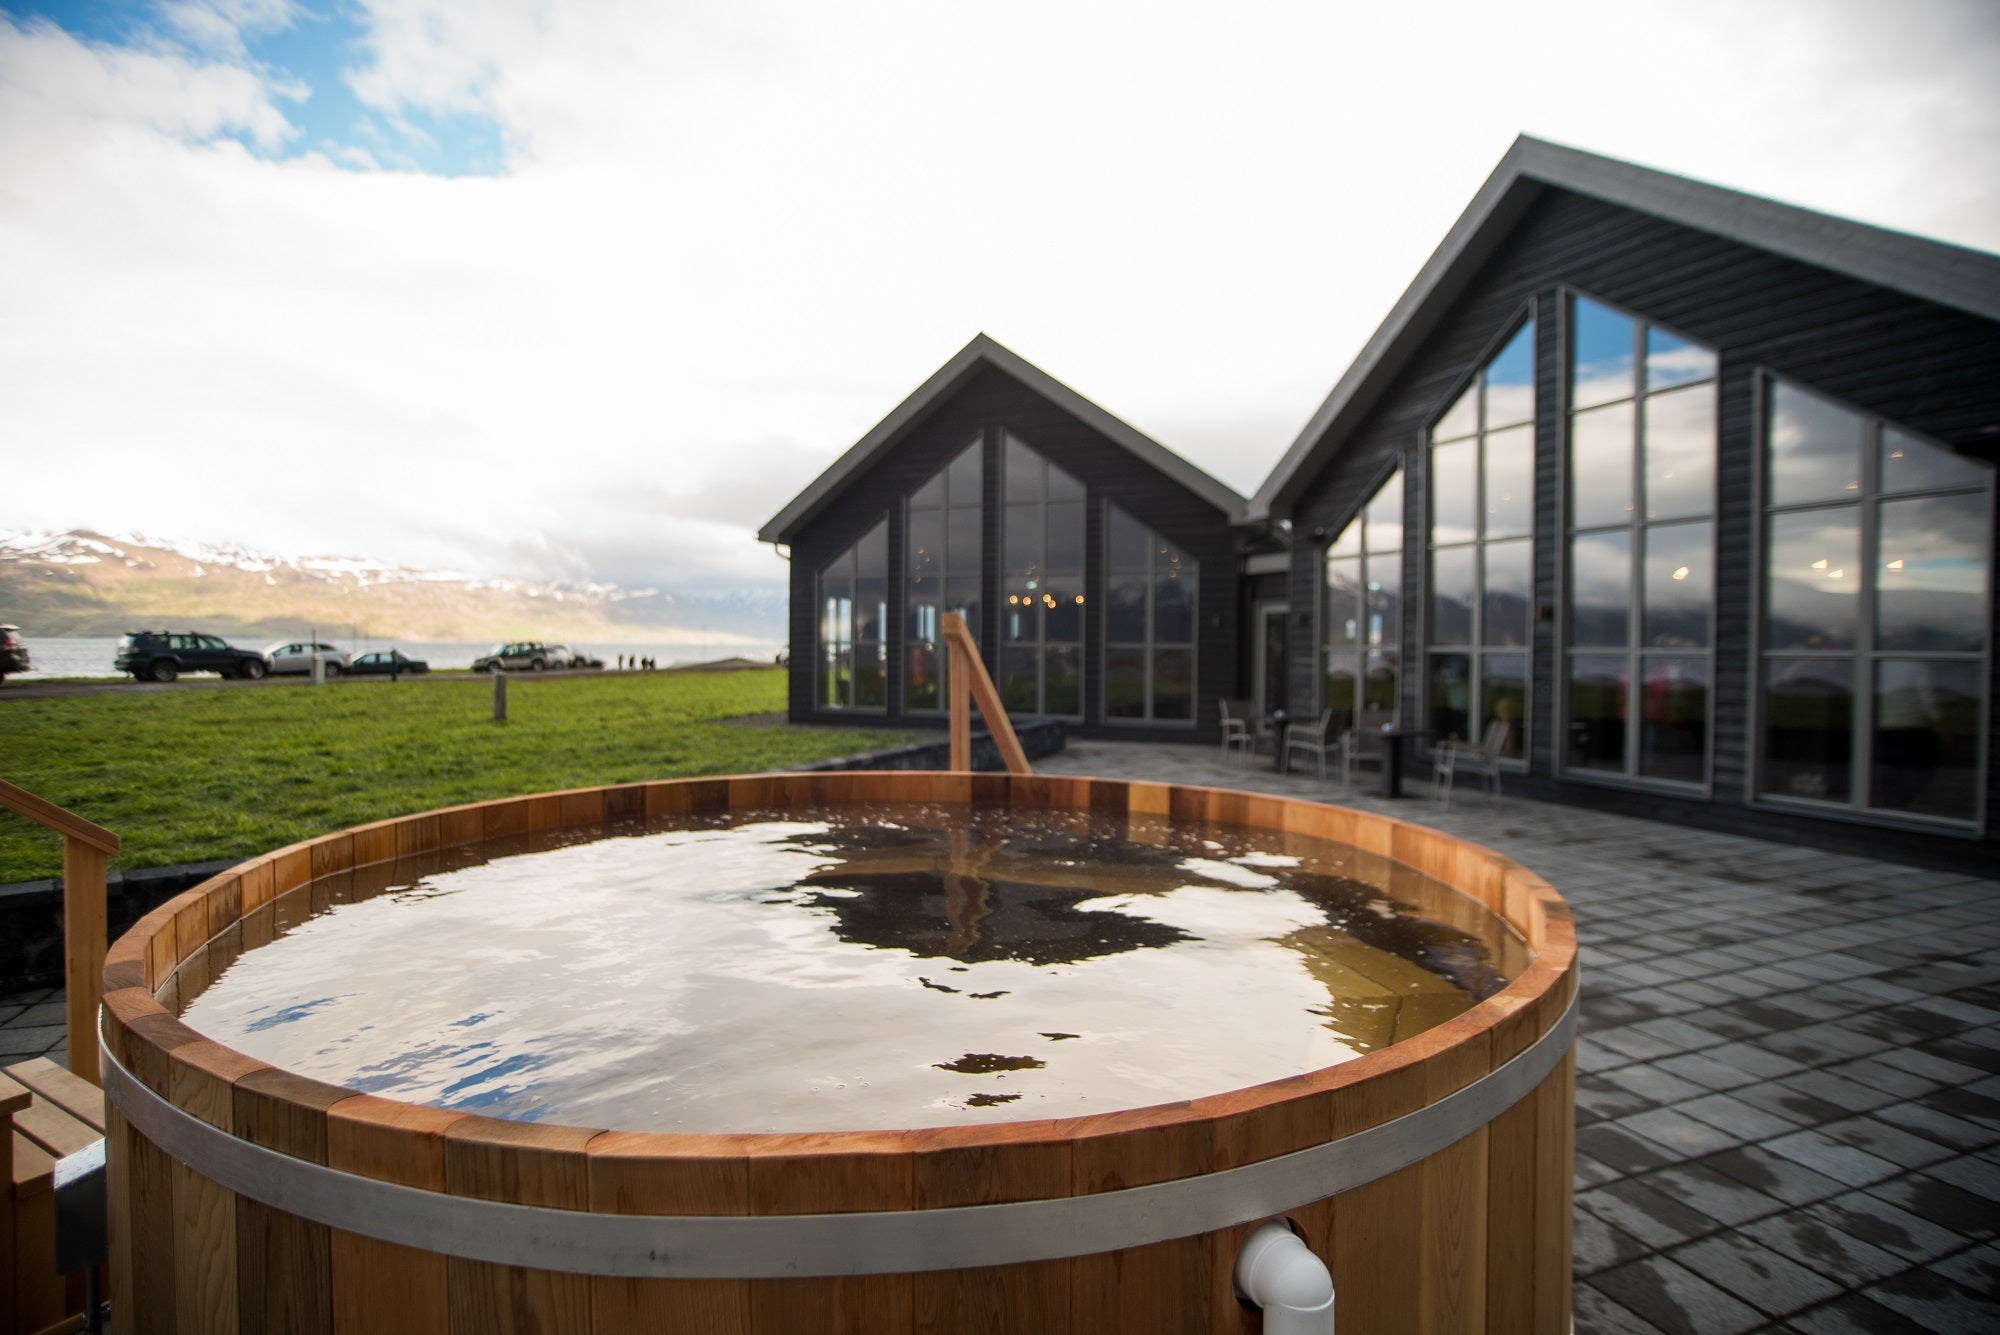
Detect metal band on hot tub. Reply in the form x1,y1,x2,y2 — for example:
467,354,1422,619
101,984,1576,1279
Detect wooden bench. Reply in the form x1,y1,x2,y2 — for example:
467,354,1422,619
2,1059,105,1335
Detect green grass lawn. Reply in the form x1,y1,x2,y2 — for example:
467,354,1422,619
0,671,912,883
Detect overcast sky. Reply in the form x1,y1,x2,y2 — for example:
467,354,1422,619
3,0,1996,593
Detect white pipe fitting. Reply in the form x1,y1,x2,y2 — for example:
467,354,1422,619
1234,1220,1335,1335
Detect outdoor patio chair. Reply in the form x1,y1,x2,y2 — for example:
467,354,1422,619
1282,709,1338,779
1219,698,1254,765
1433,719,1509,807
1338,726,1384,788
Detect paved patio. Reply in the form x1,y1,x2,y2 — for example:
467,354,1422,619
4,737,1996,1332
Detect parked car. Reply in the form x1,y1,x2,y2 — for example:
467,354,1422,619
471,641,567,672
567,648,604,670
0,624,30,681
349,650,428,676
115,631,268,682
263,641,353,676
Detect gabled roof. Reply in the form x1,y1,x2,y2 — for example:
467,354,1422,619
1250,135,2000,521
758,334,1245,544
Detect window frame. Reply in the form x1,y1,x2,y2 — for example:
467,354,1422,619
1555,288,1720,795
903,435,983,715
816,515,889,714
1101,500,1199,728
1423,303,1537,769
1747,369,1993,834
1320,462,1403,736
999,433,1087,722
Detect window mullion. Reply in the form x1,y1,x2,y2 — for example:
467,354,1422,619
1855,423,1879,809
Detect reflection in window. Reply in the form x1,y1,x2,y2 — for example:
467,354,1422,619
1427,318,1533,759
1564,296,1715,783
1324,469,1401,736
1760,381,1991,824
905,438,982,711
820,517,888,710
1105,503,1197,722
1001,435,1085,718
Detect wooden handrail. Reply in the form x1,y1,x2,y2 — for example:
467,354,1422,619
0,779,119,856
0,779,117,1085
940,612,1032,776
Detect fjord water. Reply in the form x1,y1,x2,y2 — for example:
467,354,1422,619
180,805,1527,1133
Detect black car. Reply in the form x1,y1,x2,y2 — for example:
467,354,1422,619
349,650,429,676
115,631,269,682
0,624,29,681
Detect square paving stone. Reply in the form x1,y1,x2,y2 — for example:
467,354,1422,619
1580,1072,1659,1121
1763,1024,1899,1066
1871,1101,1998,1154
1597,1026,1695,1063
1573,1280,1674,1335
1922,1153,2000,1199
1706,1041,1811,1082
1932,1240,2000,1296
1916,1085,2000,1129
1865,1267,2000,1335
1806,1189,1970,1263
0,1024,66,1058
1732,1080,1854,1129
1679,1091,1808,1142
1588,1254,1766,1335
13,1000,66,1027
1579,1178,1730,1250
1702,1145,1849,1207
1668,1230,1845,1317
1619,1107,1749,1158
1740,1209,1907,1287
1575,1207,1655,1277
1818,1055,1943,1101
1763,1129,1902,1186
1814,1116,1956,1171
1601,1064,1714,1107
1579,1123,1684,1177
1653,1052,1761,1092
1785,1291,1940,1334
1576,1153,1625,1190
1863,1172,1998,1240
1642,1160,1789,1227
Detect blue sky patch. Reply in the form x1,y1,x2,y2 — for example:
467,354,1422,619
6,0,507,175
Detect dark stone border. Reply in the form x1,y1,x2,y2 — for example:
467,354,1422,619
0,723,1067,986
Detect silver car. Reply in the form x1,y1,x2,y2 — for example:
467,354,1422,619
263,641,353,676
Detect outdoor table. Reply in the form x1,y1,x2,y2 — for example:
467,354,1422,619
1378,727,1425,798
1264,710,1290,773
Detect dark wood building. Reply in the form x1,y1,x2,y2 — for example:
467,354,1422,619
1253,137,1999,870
760,335,1247,740
765,138,1999,868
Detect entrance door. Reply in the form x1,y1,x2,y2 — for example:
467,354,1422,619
1254,602,1290,719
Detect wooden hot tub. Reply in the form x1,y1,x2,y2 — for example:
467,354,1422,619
99,772,1576,1333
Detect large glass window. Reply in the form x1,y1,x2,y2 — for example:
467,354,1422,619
1564,296,1717,784
1427,317,1533,760
905,438,982,711
1000,435,1085,718
1104,503,1198,723
819,516,888,710
1323,468,1402,734
1760,380,1991,824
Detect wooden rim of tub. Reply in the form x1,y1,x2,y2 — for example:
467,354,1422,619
99,772,1577,1275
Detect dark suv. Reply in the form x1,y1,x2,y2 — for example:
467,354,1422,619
115,631,269,683
0,624,29,681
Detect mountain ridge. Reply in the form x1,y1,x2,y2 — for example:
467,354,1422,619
0,530,785,643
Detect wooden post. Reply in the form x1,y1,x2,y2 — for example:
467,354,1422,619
940,613,1030,776
0,779,119,1086
61,838,106,1085
493,670,508,722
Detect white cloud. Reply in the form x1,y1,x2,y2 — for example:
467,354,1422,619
157,0,303,58
0,15,296,149
1,0,1996,601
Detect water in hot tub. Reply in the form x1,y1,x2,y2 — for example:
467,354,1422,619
179,804,1527,1133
